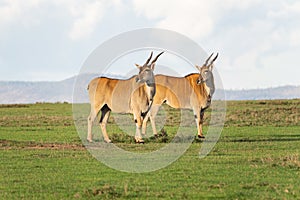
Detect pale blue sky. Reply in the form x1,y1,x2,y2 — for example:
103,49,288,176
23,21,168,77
0,0,300,89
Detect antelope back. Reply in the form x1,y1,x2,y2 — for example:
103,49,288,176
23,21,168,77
88,51,164,114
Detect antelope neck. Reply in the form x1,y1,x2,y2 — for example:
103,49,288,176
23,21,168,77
145,82,156,101
146,81,155,87
203,77,215,97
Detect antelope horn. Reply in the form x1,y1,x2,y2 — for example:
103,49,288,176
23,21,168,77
205,53,214,66
210,53,218,64
151,51,164,64
145,51,153,65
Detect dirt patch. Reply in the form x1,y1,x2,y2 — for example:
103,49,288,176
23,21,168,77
26,143,85,150
0,139,85,150
0,104,29,108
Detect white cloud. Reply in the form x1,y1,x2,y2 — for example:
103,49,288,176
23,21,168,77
260,50,300,86
61,0,125,40
289,29,300,47
219,50,300,89
132,0,300,89
55,0,124,40
0,0,42,27
1,0,299,89
132,0,262,40
267,1,300,19
132,0,216,39
68,1,106,40
0,0,123,40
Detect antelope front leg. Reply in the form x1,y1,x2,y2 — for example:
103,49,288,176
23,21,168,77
149,115,158,136
142,105,159,136
142,113,150,136
134,114,144,143
194,109,205,138
142,113,158,136
149,105,160,136
198,110,205,138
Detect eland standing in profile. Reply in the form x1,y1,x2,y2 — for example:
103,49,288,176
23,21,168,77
87,51,164,143
142,53,218,138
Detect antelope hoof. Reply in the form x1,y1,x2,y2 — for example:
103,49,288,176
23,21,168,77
198,135,205,139
104,139,112,143
87,138,93,143
135,138,144,144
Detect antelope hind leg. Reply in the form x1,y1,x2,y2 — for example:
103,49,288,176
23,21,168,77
99,105,112,143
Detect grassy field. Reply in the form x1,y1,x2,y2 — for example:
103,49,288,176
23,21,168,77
0,100,299,199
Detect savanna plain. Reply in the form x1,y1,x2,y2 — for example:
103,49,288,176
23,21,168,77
0,99,299,199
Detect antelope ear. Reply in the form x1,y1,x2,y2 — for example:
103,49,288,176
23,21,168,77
209,64,214,71
195,65,201,71
135,63,142,69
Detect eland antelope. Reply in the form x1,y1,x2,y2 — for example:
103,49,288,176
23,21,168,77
142,53,218,138
87,51,164,143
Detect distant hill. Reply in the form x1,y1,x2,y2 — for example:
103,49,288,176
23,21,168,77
0,75,299,104
0,74,94,104
224,85,300,100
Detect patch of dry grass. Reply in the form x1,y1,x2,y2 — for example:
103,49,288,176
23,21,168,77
250,154,300,169
0,115,72,127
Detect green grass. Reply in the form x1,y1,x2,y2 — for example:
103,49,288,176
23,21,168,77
0,100,299,199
